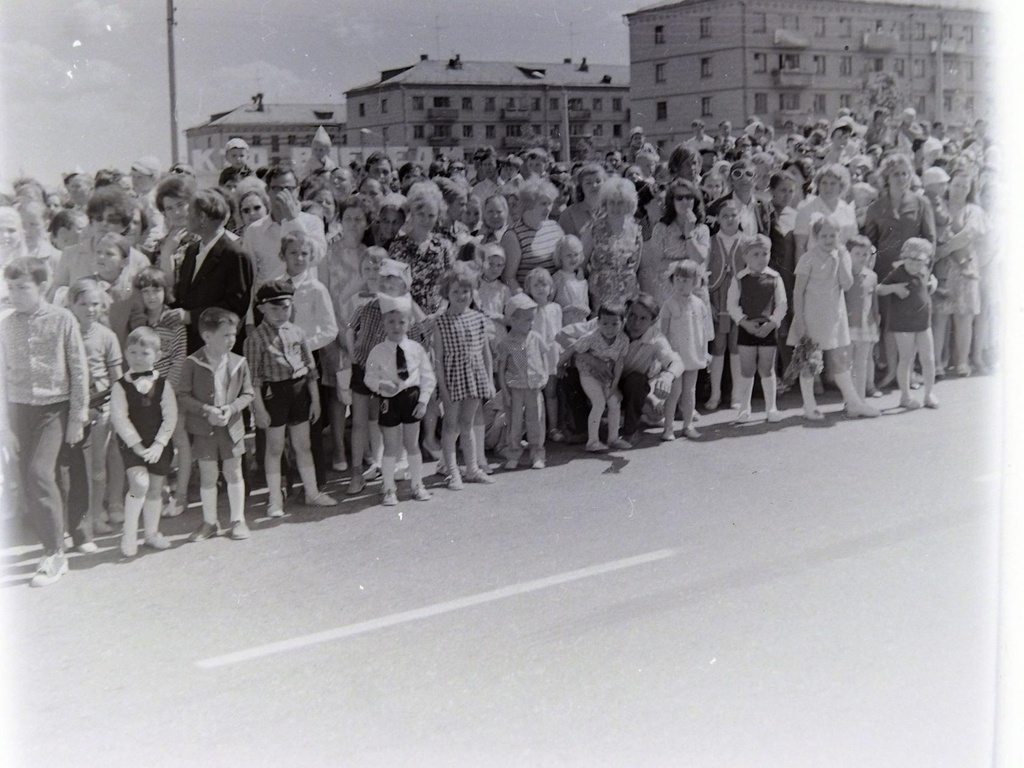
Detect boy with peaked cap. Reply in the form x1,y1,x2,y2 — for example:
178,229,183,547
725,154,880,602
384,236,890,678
219,138,255,188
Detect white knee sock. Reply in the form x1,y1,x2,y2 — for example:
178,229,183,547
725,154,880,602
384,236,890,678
266,472,283,509
407,452,423,488
737,375,754,413
200,485,218,525
381,455,397,492
123,493,144,539
297,462,319,498
800,375,818,413
227,481,246,523
142,498,161,539
729,354,741,405
763,374,778,413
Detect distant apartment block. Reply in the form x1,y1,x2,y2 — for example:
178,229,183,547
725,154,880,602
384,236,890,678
625,0,991,151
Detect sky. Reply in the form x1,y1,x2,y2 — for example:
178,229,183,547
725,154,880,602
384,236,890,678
0,0,631,187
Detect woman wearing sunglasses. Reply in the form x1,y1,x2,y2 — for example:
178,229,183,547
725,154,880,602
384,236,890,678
706,159,772,238
640,179,709,304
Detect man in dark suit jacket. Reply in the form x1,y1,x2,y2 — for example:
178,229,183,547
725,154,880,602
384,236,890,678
169,189,254,354
705,158,773,237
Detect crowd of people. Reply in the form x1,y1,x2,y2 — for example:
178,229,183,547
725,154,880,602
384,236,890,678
0,103,999,587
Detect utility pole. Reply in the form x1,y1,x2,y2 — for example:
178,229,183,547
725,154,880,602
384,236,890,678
167,0,180,163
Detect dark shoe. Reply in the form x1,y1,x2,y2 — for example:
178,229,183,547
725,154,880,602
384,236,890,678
188,522,220,542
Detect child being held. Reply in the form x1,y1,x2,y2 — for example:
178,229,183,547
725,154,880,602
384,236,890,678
558,303,630,452
177,308,254,541
659,261,713,439
364,292,436,506
551,235,590,326
877,237,939,410
244,279,337,516
109,326,177,557
726,234,787,423
844,235,881,402
496,293,549,470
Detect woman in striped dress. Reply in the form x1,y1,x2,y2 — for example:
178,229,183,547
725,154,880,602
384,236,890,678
500,178,564,294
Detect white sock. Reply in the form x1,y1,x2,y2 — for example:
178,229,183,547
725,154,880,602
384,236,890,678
763,374,778,412
200,485,218,525
407,452,423,487
227,481,246,523
142,498,161,539
729,354,741,403
381,455,397,492
297,462,319,498
123,493,144,539
737,375,754,412
266,472,283,509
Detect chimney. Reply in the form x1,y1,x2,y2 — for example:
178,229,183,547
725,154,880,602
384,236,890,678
564,58,571,64
578,57,588,72
251,92,264,112
420,53,429,61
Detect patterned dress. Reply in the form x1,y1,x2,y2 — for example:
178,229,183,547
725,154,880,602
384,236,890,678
388,232,456,315
586,214,643,309
435,309,495,402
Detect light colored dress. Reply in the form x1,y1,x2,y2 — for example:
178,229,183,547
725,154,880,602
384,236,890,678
934,202,985,316
787,245,853,350
794,196,859,246
530,302,563,376
660,292,714,370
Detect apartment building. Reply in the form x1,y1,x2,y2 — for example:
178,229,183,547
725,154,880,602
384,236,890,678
625,0,991,150
344,55,631,161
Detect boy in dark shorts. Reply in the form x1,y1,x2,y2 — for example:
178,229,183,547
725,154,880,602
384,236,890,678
177,308,254,541
363,292,436,506
244,279,337,517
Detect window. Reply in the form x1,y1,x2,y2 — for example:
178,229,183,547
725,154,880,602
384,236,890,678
484,97,495,112
412,96,424,110
942,23,953,40
752,13,766,33
568,97,583,111
967,61,974,80
433,96,450,108
462,97,473,110
754,93,768,114
813,16,826,37
965,25,974,43
532,124,541,136
840,56,852,76
432,125,451,138
699,17,711,38
943,93,953,113
873,57,884,72
612,97,623,112
915,22,925,40
839,94,852,109
779,53,801,70
531,98,542,111
965,95,974,113
700,57,712,78
549,125,559,137
839,17,851,37
270,136,279,152
779,93,800,111
381,98,388,114
876,19,886,32
505,124,522,138
654,24,665,44
894,58,905,77
462,124,473,139
549,97,559,111
916,95,926,113
250,135,262,146
612,124,622,138
913,58,925,78
701,97,712,117
593,98,603,112
781,14,799,30
505,97,518,110
593,124,604,137
656,101,668,121
813,93,827,113
655,63,666,83
413,125,425,139
813,55,826,75
358,102,365,117
485,125,495,139
753,53,767,73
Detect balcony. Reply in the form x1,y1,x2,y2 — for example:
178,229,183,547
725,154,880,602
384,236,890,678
938,38,967,55
501,107,531,121
772,68,815,88
427,135,458,146
567,109,592,121
861,31,899,52
774,109,807,126
427,107,459,122
502,135,533,150
773,29,809,49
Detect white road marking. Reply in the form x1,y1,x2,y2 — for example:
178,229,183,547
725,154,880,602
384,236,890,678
197,548,677,669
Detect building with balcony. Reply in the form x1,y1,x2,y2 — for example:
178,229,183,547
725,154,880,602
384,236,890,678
184,96,346,185
625,0,991,151
344,55,631,161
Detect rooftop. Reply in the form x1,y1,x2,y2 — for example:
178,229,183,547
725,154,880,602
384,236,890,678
628,0,990,15
191,101,347,130
347,57,630,93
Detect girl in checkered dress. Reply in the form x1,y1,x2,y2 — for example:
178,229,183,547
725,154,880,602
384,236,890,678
432,262,495,490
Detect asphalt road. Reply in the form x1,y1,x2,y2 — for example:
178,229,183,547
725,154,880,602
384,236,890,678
2,375,1001,767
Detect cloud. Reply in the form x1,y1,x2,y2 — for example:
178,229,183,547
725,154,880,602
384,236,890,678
0,40,131,102
63,0,130,38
